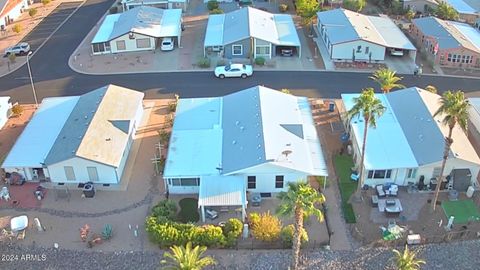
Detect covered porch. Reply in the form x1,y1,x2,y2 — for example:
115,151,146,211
198,175,247,223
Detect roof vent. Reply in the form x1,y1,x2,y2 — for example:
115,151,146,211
74,118,78,121
232,140,236,145
257,133,260,137
257,144,262,149
235,121,240,126
240,126,245,131
106,138,111,141
282,149,293,158
78,136,82,140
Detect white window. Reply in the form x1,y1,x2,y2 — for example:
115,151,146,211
232,45,243,55
367,170,392,179
87,167,99,182
136,38,151,49
92,42,110,53
407,168,417,179
169,178,200,186
255,46,270,56
365,46,369,54
64,166,76,181
116,40,126,51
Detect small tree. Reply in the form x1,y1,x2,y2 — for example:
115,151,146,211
29,8,38,17
343,0,366,12
209,8,223,14
42,0,51,5
12,24,22,34
296,0,320,36
425,85,437,94
207,0,219,11
405,9,415,21
250,212,282,242
435,2,459,20
281,89,291,95
392,245,426,270
8,53,16,63
11,104,23,116
280,225,308,248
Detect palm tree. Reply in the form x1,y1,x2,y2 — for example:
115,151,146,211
161,242,216,270
276,181,325,270
369,68,404,93
435,2,459,20
347,88,386,199
392,245,426,270
432,90,470,211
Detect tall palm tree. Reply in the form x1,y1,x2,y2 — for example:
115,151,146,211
276,181,325,270
432,90,470,211
369,68,404,93
435,2,459,20
347,88,386,198
392,245,426,270
161,242,216,270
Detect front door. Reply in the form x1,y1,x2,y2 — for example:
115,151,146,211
394,169,406,186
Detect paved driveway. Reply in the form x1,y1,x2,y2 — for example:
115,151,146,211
21,2,83,52
384,54,416,75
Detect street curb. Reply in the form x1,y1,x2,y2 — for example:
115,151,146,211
69,64,480,80
0,0,86,78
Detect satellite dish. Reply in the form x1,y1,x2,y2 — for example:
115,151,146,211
282,150,293,157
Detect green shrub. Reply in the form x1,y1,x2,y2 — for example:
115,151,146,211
207,0,219,10
216,59,226,67
279,4,288,12
210,8,224,14
28,8,38,17
158,129,171,145
197,57,211,68
151,199,178,221
102,224,113,240
11,104,23,116
12,24,22,34
250,212,282,242
41,0,50,5
255,57,265,66
109,6,118,14
280,225,309,248
145,216,226,248
223,218,243,238
178,198,200,223
8,53,16,63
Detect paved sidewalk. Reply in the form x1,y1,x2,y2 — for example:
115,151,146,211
0,0,84,77
313,26,335,71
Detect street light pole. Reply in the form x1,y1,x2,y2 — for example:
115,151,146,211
27,51,38,107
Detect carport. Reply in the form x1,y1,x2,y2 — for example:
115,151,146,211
203,14,224,57
198,175,247,223
273,14,301,58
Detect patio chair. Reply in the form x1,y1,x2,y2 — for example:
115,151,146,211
376,185,386,197
206,209,218,220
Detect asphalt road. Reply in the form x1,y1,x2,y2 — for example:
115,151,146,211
0,0,479,104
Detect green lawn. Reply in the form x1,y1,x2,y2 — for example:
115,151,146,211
333,154,357,223
178,198,200,223
442,200,480,224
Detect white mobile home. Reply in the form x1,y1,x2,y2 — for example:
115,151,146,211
164,86,328,222
2,85,144,187
342,88,480,191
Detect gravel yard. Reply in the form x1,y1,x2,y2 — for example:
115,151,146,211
1,240,480,270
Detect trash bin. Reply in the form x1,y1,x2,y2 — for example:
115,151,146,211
83,183,95,198
328,102,335,112
467,186,475,198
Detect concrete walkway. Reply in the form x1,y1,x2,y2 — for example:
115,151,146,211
313,27,335,71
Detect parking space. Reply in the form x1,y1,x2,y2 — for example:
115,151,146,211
21,2,82,52
384,53,416,74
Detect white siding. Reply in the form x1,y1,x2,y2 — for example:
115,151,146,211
110,33,156,54
47,157,118,184
0,99,11,129
331,40,385,61
0,0,29,28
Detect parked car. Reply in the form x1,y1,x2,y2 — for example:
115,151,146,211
389,48,404,56
161,38,174,51
280,49,293,57
214,64,253,79
4,42,31,56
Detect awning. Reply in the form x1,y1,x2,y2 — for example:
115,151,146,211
198,176,246,207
